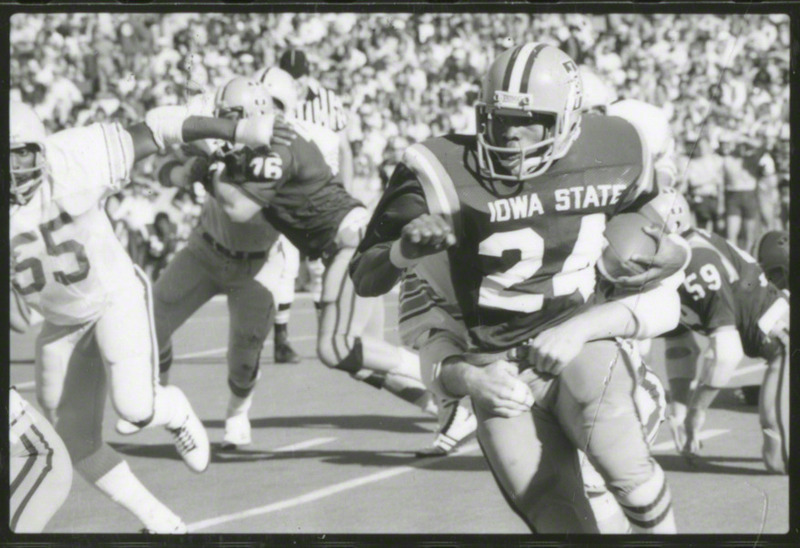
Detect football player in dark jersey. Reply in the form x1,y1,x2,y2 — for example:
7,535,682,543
350,43,690,533
208,79,437,418
657,194,789,474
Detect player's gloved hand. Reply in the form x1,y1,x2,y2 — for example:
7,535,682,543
462,359,534,418
270,114,297,148
514,322,589,376
399,214,456,260
234,113,275,149
615,226,689,289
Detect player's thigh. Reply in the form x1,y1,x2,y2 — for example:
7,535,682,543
39,325,107,454
94,267,158,419
227,275,275,349
35,321,91,415
152,244,219,345
555,339,652,492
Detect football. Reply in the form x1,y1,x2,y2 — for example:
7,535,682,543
598,212,663,280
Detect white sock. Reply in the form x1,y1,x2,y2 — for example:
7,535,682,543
227,391,254,419
94,461,180,528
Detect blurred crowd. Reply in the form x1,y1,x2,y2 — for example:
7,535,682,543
10,12,790,274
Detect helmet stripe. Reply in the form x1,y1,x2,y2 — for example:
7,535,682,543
501,45,524,93
508,42,538,93
519,43,548,93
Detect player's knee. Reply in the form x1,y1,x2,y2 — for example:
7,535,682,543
317,336,363,373
112,389,155,427
56,420,103,463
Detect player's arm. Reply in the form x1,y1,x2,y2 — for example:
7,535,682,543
349,163,454,297
518,274,683,376
126,106,277,163
696,326,744,389
338,132,354,193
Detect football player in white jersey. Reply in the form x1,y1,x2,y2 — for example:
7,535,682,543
579,66,679,190
9,99,274,532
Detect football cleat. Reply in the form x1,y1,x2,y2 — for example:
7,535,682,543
274,341,301,364
167,387,210,473
221,412,252,450
415,399,477,458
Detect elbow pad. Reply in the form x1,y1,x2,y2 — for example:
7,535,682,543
614,280,681,339
145,105,189,151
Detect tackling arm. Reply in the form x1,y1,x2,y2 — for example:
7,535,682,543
697,326,745,388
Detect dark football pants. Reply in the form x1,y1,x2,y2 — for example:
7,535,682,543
153,231,275,393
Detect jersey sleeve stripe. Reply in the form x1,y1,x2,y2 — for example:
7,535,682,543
402,143,462,239
112,123,133,184
99,124,116,188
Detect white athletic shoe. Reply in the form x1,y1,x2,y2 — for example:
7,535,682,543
139,504,187,534
221,413,252,450
167,387,210,473
415,399,477,457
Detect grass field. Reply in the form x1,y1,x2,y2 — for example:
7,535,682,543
9,292,789,535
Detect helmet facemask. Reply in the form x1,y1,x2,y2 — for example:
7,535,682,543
10,143,46,206
477,98,581,181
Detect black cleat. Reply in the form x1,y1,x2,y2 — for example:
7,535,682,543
274,341,301,364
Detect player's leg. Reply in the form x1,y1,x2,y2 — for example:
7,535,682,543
307,257,326,310
152,237,221,384
255,234,300,364
474,394,599,533
222,274,276,449
35,324,185,533
662,329,701,452
758,304,789,474
557,339,676,533
97,266,209,473
9,388,72,533
317,246,432,412
741,191,760,253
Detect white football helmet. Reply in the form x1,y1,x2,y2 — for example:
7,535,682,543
639,187,693,235
476,42,583,180
214,76,274,120
578,66,617,113
10,101,47,205
253,67,298,115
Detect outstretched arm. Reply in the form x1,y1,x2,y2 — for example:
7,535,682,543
126,106,276,163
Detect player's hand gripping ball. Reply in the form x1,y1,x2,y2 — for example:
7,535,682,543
597,213,687,289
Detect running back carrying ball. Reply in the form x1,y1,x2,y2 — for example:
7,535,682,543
598,213,664,281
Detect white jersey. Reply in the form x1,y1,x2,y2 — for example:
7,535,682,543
10,123,137,325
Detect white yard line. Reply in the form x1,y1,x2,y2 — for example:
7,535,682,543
272,437,337,453
651,428,730,452
186,441,481,532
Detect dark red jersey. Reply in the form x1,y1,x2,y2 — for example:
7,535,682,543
677,228,786,360
220,131,362,260
353,114,659,351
